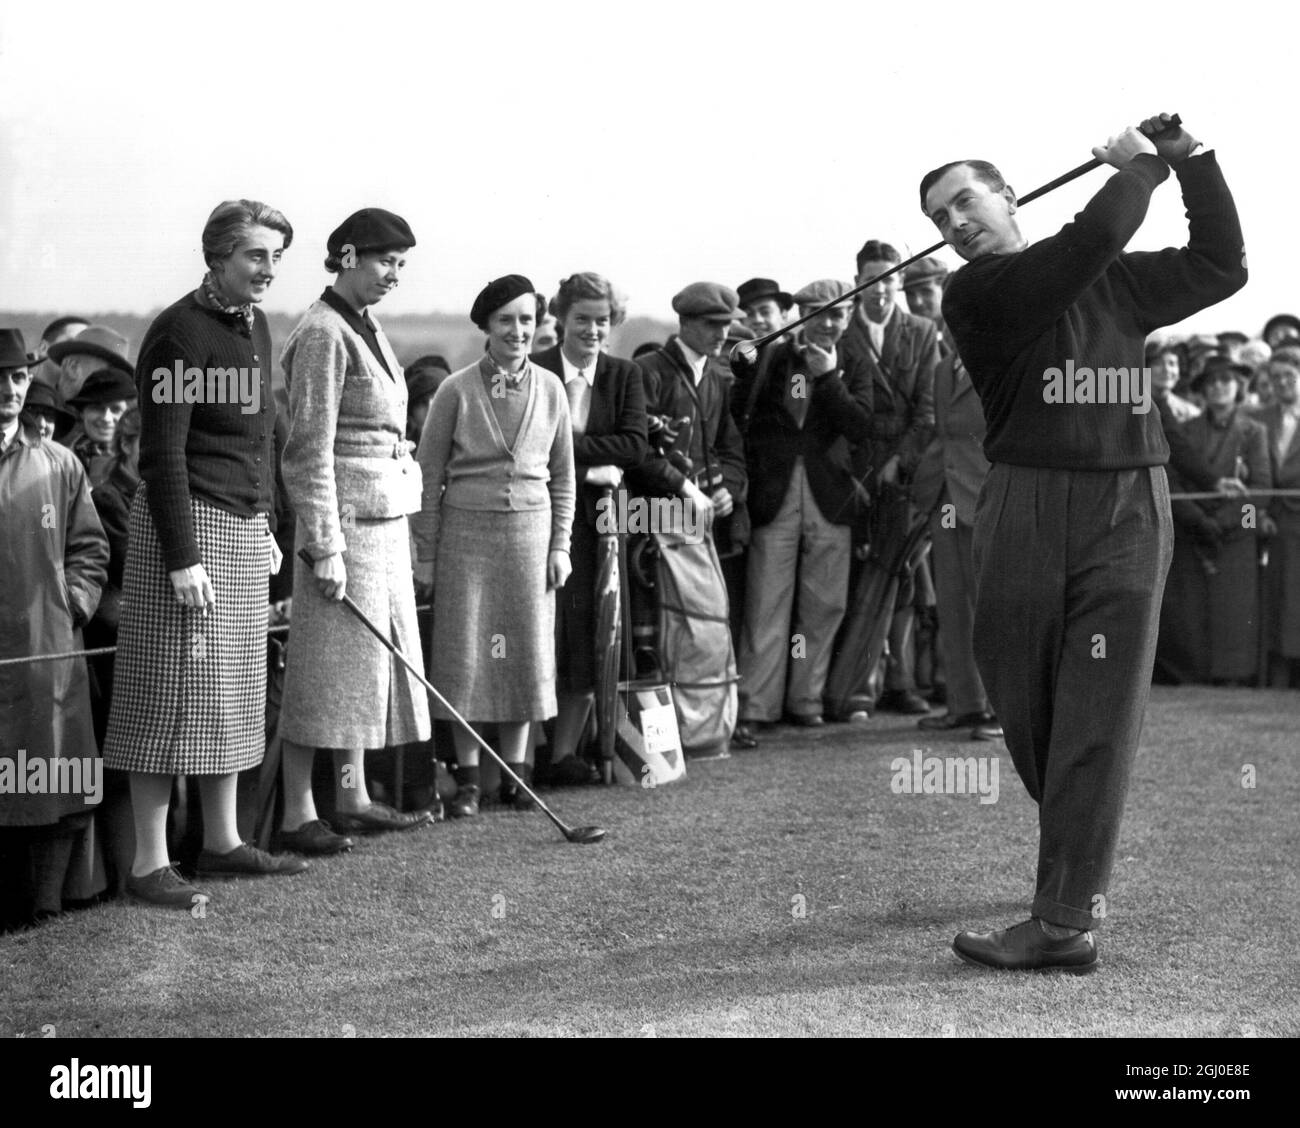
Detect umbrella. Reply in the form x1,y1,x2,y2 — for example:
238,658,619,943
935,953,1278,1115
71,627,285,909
825,482,935,720
593,486,622,783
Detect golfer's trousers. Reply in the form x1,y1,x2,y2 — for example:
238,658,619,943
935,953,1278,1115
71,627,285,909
972,463,1173,930
739,460,851,721
929,504,990,718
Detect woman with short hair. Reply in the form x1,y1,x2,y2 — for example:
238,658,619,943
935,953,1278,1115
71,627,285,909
413,275,575,815
531,272,648,782
276,208,434,852
103,199,306,907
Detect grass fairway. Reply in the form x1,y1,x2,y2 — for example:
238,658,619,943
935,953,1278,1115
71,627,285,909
2,686,1296,1038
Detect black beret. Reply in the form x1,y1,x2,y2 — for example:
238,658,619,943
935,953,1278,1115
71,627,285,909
67,367,138,408
470,275,536,331
327,208,416,260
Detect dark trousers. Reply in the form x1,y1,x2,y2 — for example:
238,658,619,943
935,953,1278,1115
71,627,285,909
972,464,1172,930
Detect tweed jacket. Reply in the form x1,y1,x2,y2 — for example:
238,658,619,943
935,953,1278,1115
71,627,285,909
1256,402,1300,518
730,338,873,528
1169,407,1272,536
531,346,649,525
412,358,575,561
280,298,421,560
841,303,939,474
912,353,991,525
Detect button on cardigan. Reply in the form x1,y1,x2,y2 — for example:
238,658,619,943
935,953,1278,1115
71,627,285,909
412,357,575,562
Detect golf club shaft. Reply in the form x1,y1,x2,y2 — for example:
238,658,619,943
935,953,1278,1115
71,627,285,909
737,113,1182,354
295,549,575,837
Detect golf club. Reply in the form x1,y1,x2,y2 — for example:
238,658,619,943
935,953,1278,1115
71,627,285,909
296,548,607,845
731,113,1183,363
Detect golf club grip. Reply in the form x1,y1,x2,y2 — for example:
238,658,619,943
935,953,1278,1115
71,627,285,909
294,547,569,832
1017,114,1183,207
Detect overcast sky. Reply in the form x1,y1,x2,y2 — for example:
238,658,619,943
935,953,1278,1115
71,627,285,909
0,0,1293,337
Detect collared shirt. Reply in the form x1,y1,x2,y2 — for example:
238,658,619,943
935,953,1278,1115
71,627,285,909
321,287,393,377
0,417,18,454
859,301,894,357
560,351,596,388
674,338,708,386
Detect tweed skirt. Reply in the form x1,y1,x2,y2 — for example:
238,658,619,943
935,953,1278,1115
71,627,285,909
102,487,270,775
431,506,556,721
280,516,431,748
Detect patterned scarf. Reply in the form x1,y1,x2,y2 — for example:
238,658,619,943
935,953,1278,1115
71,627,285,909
197,272,254,330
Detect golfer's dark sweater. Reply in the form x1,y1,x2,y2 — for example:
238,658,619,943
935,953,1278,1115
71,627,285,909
943,151,1247,469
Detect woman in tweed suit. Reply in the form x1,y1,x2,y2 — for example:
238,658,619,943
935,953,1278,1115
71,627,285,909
277,209,433,853
103,200,306,908
413,275,575,817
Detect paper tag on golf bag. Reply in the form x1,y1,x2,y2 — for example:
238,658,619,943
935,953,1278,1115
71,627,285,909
612,681,686,788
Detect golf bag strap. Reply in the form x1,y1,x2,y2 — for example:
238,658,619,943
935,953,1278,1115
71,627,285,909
737,341,778,438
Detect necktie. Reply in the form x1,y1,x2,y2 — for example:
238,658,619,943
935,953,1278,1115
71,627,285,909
567,373,590,435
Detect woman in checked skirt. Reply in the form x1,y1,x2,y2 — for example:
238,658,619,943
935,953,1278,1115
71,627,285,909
102,200,307,907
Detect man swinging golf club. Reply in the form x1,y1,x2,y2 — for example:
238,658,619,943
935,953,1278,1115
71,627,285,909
919,112,1247,972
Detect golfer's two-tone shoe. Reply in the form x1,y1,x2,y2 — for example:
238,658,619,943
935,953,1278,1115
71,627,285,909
952,918,1097,974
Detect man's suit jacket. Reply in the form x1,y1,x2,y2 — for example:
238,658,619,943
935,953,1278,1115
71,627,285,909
730,338,872,528
841,304,939,474
1257,403,1300,519
531,345,649,524
912,353,990,525
630,336,748,549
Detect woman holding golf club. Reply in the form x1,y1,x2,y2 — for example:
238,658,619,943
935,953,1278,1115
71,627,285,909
412,275,576,817
532,272,649,784
277,208,434,854
102,198,305,908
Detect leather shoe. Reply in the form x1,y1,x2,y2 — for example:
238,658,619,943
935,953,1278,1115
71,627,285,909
952,918,1097,974
331,801,433,835
784,713,825,728
971,718,1004,741
448,784,480,818
196,843,308,877
877,690,933,715
127,864,212,908
731,725,760,749
273,819,354,856
919,710,994,731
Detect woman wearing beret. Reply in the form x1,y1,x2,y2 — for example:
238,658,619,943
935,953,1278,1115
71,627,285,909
103,199,306,907
276,208,433,852
531,272,648,782
63,367,137,488
413,275,575,816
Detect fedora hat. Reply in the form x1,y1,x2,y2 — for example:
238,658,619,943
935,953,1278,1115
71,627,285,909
0,328,35,370
66,367,138,409
736,278,793,312
47,325,133,376
22,381,77,426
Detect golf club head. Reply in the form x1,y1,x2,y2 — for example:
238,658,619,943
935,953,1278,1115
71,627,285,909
564,825,607,845
729,339,760,367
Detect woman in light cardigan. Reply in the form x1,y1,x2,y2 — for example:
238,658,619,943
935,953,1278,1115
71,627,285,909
413,275,575,817
277,208,433,854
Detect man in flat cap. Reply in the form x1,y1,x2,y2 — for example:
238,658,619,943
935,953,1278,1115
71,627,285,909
902,256,952,356
630,282,749,756
737,278,793,341
730,280,873,741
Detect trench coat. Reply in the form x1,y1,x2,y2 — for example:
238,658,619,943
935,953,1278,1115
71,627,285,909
0,422,108,826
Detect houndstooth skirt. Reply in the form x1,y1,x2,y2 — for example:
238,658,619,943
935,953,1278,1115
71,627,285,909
280,516,431,748
102,486,270,775
431,506,556,722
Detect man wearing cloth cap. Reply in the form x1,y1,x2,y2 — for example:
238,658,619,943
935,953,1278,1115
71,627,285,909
730,281,873,739
0,328,110,926
902,256,952,355
737,278,793,341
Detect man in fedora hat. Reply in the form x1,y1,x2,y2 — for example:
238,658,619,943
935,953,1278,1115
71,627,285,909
0,328,110,927
30,316,90,393
47,325,133,408
62,368,138,488
737,278,794,341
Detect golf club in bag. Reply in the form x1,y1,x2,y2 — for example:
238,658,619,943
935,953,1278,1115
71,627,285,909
296,549,607,845
731,113,1183,363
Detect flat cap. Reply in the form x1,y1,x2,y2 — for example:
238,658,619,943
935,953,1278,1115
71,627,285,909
793,279,853,308
67,367,138,408
736,277,793,312
327,207,417,260
902,255,949,291
672,282,745,322
726,321,757,343
470,274,537,331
